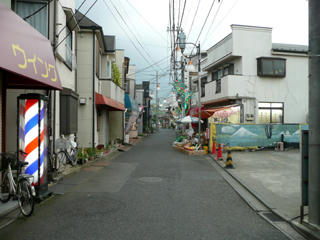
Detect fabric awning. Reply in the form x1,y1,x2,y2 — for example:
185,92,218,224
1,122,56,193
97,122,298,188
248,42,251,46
95,92,125,111
0,3,62,90
189,106,213,119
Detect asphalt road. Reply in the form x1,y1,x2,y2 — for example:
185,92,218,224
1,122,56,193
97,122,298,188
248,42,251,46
0,129,289,240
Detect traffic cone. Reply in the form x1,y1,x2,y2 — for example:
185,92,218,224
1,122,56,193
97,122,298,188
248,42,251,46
216,144,223,161
212,141,216,155
225,150,234,168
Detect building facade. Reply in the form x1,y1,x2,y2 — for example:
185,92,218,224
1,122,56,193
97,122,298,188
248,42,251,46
201,25,308,124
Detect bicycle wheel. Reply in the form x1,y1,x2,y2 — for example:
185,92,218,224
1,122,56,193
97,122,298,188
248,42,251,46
70,148,79,166
17,179,34,217
56,151,67,173
0,172,10,203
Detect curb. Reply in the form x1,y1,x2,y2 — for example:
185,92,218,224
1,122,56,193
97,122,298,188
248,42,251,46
208,154,320,240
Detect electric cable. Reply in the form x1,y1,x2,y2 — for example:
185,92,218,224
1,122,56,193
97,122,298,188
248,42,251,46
23,0,54,20
56,0,89,37
186,0,201,41
125,0,167,43
191,0,217,52
108,0,167,75
54,0,98,50
202,0,224,46
178,0,187,30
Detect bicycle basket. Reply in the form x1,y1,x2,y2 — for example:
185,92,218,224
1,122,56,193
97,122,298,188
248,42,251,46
55,138,69,151
0,152,17,171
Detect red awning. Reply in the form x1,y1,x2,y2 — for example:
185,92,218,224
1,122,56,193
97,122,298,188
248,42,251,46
189,106,213,119
0,3,62,90
95,92,125,111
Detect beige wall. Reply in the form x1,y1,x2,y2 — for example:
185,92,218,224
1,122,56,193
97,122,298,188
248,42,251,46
109,111,123,142
77,32,96,148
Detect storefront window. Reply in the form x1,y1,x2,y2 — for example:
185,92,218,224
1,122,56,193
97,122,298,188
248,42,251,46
258,102,283,123
16,1,48,37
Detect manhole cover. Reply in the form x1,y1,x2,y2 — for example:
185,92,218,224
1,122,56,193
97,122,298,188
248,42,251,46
139,177,163,183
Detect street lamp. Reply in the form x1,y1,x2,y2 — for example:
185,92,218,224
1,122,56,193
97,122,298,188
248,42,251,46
177,31,202,140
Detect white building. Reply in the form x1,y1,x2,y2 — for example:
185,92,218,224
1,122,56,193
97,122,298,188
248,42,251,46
200,25,308,124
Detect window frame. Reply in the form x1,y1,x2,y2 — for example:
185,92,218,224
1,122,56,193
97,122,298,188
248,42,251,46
258,101,284,124
257,57,286,77
16,0,49,38
65,26,72,69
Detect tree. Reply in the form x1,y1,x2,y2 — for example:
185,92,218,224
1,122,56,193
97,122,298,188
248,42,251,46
112,63,121,86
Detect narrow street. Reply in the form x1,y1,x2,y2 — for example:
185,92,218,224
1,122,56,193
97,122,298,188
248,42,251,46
0,130,289,240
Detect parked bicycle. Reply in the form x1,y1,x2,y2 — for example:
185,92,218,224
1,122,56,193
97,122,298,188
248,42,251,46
54,136,79,173
0,151,35,216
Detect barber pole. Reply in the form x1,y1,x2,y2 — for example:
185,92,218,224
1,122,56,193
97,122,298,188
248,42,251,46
23,99,45,185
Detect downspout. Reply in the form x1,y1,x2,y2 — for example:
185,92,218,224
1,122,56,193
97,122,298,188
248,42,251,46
52,0,57,152
92,31,95,149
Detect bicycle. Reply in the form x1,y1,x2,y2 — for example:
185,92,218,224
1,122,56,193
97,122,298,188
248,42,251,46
0,151,35,217
54,136,79,173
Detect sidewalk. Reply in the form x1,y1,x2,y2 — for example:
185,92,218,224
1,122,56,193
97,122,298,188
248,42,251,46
0,138,144,228
210,149,320,239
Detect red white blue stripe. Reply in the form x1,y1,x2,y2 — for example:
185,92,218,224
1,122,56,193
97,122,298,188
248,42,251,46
23,99,45,185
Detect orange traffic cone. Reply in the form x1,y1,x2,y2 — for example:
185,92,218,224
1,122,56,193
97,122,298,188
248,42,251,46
212,141,216,155
216,144,223,161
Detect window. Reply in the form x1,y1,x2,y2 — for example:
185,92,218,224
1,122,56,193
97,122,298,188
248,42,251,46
106,61,111,79
60,88,79,135
212,71,218,81
217,69,223,79
201,78,206,97
216,79,221,93
258,102,284,123
257,58,286,77
65,27,72,68
16,1,48,37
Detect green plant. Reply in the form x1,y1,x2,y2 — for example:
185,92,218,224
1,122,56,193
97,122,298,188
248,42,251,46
112,63,121,87
86,148,96,158
78,148,89,163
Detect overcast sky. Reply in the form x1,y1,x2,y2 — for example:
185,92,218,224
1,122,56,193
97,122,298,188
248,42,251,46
77,0,308,101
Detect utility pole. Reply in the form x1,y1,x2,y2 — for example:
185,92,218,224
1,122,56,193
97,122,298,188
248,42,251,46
156,71,159,131
308,0,320,227
197,43,201,139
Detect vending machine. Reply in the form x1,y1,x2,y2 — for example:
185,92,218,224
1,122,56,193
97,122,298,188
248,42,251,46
17,94,49,200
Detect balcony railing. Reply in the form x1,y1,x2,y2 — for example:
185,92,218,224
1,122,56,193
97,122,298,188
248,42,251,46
101,80,124,104
201,75,255,103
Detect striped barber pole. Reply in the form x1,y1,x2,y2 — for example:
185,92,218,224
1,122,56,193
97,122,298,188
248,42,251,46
23,99,45,185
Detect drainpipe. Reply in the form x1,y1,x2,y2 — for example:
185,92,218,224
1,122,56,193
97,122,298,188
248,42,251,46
52,0,57,152
92,31,95,149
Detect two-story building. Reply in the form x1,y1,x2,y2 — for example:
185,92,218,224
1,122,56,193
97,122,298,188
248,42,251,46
75,12,125,148
200,25,308,124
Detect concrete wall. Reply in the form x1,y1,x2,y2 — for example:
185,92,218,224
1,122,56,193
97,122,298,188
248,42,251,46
77,32,96,148
101,80,124,104
1,0,11,8
109,111,123,142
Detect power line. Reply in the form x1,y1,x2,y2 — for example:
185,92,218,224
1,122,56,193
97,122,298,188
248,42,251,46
108,0,166,75
191,0,217,52
127,56,170,77
186,0,201,41
56,0,89,37
125,0,167,43
102,0,156,70
178,0,187,30
202,0,224,46
23,0,54,20
54,0,98,50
